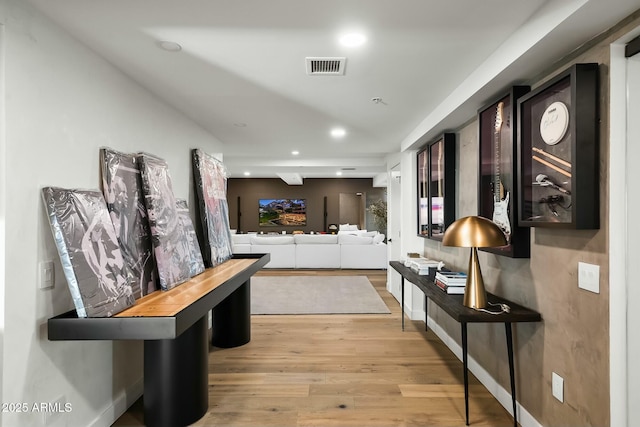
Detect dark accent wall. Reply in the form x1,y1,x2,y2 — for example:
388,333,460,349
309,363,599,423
227,178,385,233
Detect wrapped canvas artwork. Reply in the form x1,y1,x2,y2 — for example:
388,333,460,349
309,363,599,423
176,199,205,277
100,147,157,297
42,187,135,318
138,153,194,290
192,149,233,267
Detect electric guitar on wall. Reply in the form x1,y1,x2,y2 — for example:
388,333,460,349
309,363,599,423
492,102,511,241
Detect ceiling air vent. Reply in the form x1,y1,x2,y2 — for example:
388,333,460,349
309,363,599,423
306,57,346,76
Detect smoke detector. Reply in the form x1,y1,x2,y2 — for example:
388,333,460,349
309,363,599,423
306,57,346,75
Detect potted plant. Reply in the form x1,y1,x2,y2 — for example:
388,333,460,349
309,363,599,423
367,199,387,236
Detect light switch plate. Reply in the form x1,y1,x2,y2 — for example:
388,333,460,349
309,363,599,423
552,372,564,402
578,262,599,293
39,261,54,289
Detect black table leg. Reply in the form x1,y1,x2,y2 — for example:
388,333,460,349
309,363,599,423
505,322,517,427
462,322,469,426
144,315,208,427
401,276,405,331
425,295,428,331
212,279,251,348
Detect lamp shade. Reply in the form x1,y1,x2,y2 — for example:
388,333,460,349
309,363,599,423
442,216,507,248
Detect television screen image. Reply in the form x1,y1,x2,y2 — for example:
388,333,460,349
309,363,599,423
259,199,306,226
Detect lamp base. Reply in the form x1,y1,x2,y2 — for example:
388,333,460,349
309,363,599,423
463,247,487,309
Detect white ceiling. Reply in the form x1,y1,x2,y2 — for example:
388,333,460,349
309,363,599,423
25,0,640,182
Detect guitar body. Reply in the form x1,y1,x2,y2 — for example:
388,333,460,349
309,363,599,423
493,191,511,237
491,102,511,242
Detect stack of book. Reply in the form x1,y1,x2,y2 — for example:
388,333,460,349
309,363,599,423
434,271,468,294
405,257,443,276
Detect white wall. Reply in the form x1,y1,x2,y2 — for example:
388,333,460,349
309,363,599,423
397,150,427,320
0,17,6,426
625,50,640,425
609,24,640,427
385,153,401,298
1,1,224,426
386,149,427,320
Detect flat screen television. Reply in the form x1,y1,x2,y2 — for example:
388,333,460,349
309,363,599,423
259,198,306,226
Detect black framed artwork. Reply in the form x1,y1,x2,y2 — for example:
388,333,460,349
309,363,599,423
418,147,429,237
417,133,456,240
517,63,599,229
478,86,531,258
192,149,234,268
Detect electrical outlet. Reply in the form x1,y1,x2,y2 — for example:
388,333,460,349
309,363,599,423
39,261,54,289
552,372,564,402
578,262,599,294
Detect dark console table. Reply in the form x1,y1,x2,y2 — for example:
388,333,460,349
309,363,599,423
389,261,541,427
48,253,269,427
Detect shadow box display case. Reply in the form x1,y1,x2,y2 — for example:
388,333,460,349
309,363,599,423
478,86,531,258
417,133,456,240
517,63,599,229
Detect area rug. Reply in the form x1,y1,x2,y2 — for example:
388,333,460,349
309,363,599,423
251,275,391,314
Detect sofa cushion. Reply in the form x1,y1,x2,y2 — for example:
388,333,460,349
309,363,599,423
341,243,387,269
231,244,252,254
339,223,359,231
294,234,338,244
338,234,374,245
250,244,295,268
232,234,252,244
250,235,295,245
338,229,371,236
373,233,385,244
295,244,341,268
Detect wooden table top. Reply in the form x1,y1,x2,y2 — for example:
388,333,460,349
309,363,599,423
48,254,269,341
115,258,259,318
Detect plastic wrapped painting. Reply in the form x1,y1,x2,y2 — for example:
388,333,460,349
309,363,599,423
100,148,157,297
192,149,233,267
176,199,205,277
137,153,193,290
42,187,135,318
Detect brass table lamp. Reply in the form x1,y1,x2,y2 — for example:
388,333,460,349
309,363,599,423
442,216,507,309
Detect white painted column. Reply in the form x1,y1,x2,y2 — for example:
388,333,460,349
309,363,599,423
609,29,640,427
625,50,640,425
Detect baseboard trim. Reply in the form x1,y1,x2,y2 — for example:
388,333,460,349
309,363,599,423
403,303,421,321
89,377,143,427
425,314,543,427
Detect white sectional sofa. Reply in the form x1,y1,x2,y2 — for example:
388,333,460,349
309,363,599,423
230,232,387,269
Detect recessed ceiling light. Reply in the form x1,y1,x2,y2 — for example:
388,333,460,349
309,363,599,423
330,127,346,138
156,40,182,52
234,123,247,127
336,171,343,176
291,150,300,156
339,33,366,47
243,171,251,176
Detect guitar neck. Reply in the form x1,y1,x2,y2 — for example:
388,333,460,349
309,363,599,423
494,124,501,202
494,102,503,202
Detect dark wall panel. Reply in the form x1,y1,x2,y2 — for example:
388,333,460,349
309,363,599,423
227,178,385,233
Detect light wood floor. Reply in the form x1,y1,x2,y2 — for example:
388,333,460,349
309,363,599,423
113,269,515,427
